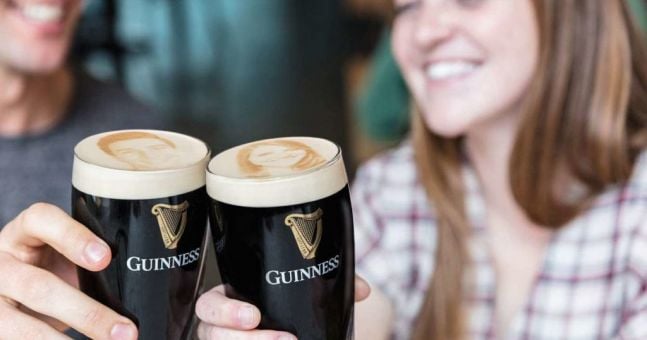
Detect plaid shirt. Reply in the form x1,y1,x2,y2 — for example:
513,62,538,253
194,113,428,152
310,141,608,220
352,142,647,340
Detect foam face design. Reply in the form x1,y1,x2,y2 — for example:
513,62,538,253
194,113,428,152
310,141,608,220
207,137,348,207
237,139,326,178
73,130,209,199
76,130,207,171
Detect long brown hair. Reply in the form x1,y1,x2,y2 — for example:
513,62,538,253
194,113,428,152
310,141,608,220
411,1,647,339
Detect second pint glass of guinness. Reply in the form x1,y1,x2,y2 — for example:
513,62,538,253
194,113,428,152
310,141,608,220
207,137,355,340
72,130,210,340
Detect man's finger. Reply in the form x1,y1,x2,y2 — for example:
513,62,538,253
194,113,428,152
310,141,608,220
0,303,69,340
0,203,111,271
0,253,137,340
20,305,72,332
195,285,261,330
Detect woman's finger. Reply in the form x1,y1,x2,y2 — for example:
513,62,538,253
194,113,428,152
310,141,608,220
0,203,111,271
197,322,296,340
355,276,371,302
195,285,261,330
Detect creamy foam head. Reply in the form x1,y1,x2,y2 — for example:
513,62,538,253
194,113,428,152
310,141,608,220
207,137,347,207
73,130,209,199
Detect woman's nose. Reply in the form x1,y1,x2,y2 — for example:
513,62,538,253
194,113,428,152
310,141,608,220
413,1,456,49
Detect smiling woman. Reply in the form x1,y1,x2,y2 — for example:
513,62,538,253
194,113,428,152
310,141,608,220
391,0,538,138
359,0,647,339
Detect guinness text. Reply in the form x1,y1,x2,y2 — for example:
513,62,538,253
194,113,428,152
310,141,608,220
127,247,201,272
265,254,340,285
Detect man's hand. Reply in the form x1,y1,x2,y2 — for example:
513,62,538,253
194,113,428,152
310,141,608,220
0,203,138,339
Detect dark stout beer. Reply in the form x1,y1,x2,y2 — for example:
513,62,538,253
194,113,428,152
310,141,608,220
72,130,210,340
207,137,355,340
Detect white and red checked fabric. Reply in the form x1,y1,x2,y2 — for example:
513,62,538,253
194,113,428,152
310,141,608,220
353,141,647,340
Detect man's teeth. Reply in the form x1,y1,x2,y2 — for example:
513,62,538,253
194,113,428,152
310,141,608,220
426,61,477,80
22,4,63,23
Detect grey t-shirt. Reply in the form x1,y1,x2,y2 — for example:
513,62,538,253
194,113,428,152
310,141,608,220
0,72,165,225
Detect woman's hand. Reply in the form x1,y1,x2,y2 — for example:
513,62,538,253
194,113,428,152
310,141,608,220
195,276,371,340
0,203,138,340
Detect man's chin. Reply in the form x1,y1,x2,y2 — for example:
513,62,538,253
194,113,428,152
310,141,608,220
15,63,66,76
2,48,69,76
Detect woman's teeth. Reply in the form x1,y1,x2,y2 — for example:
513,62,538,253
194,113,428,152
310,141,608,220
426,61,478,80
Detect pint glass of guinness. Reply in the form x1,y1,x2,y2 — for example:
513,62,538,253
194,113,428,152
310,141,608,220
72,130,210,340
206,137,354,340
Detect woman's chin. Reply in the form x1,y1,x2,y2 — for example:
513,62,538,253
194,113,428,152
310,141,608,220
423,118,469,139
